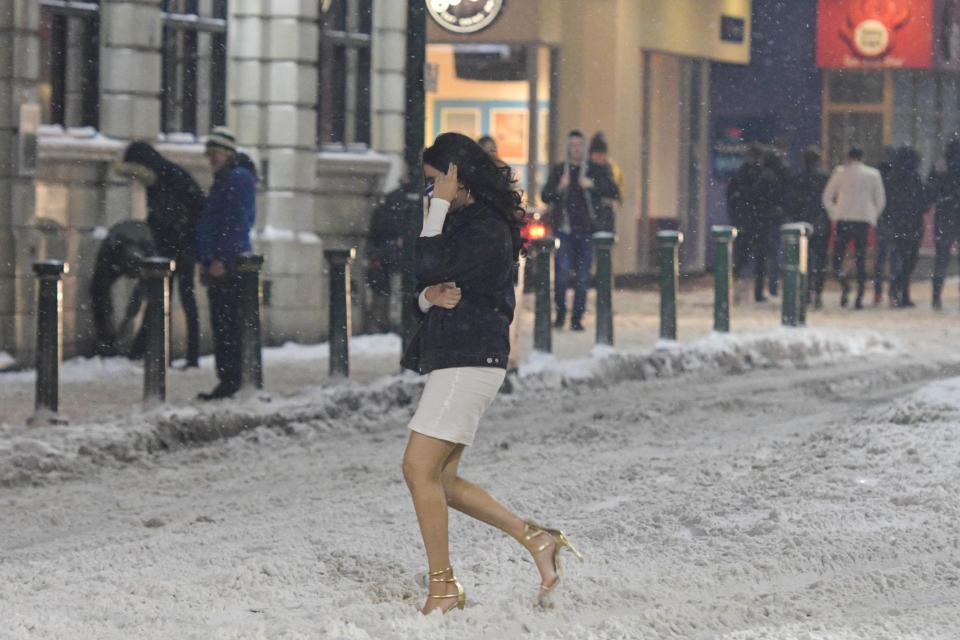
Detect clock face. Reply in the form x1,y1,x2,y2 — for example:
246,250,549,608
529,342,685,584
427,0,505,34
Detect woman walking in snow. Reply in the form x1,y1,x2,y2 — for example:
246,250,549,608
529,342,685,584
400,133,582,615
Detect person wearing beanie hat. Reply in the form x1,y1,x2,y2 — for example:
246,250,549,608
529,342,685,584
196,126,258,400
541,129,620,331
588,132,624,232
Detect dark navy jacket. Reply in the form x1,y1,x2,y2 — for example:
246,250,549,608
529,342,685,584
401,201,519,374
196,157,257,266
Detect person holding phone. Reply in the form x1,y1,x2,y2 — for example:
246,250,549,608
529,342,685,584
400,133,582,615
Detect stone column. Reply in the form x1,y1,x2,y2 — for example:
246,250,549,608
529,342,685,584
99,0,163,140
230,1,325,344
0,1,41,364
371,0,407,178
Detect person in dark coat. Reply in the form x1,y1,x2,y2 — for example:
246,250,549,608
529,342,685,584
400,133,579,615
115,141,207,367
758,150,788,298
89,220,157,357
884,147,931,308
930,139,960,309
366,174,409,333
873,145,897,305
726,145,768,301
195,127,257,400
541,130,620,330
786,146,831,309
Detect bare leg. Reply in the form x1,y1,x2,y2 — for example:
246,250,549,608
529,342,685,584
440,447,560,591
402,431,461,614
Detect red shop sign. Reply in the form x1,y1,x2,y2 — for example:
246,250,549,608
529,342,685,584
817,0,934,68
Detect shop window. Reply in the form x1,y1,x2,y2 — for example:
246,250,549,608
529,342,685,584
828,71,884,104
161,0,228,136
318,0,373,149
38,0,101,129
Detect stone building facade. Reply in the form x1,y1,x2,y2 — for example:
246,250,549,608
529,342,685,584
0,0,406,365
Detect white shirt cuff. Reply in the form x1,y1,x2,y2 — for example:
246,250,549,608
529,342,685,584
420,198,451,237
418,288,433,313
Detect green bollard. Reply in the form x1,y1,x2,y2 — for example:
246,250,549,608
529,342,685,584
325,248,356,378
592,232,616,346
531,237,558,353
30,261,69,425
711,226,737,333
781,223,810,327
657,230,683,341
236,254,265,391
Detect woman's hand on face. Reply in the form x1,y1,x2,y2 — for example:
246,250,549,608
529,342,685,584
433,163,459,202
425,282,461,309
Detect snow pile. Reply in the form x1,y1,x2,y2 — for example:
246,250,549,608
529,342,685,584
516,327,898,390
0,329,896,488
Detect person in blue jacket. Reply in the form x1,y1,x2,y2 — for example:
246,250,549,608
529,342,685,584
195,127,257,400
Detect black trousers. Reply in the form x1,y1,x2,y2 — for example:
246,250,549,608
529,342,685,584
832,221,871,299
808,231,830,298
889,235,921,305
733,231,767,299
207,276,242,390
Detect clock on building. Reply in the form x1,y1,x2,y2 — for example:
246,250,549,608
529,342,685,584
427,0,505,34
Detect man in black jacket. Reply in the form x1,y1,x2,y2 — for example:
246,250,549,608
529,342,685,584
884,146,930,308
726,146,768,302
541,130,620,331
931,139,960,309
786,146,831,309
115,141,207,367
366,175,408,333
90,220,157,357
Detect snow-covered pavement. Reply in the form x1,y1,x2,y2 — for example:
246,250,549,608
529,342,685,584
3,281,960,639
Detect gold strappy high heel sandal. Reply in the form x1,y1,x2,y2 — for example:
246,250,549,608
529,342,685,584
523,520,584,607
422,566,466,614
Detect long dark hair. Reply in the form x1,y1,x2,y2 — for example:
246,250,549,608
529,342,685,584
423,132,525,256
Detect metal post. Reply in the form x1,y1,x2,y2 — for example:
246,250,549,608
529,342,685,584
592,232,616,346
325,248,356,378
141,257,173,406
531,237,558,353
236,254,264,391
657,230,683,341
781,223,809,327
402,0,427,357
711,226,737,333
30,260,68,425
798,222,814,326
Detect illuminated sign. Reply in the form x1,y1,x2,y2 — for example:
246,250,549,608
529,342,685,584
817,0,934,68
427,0,505,34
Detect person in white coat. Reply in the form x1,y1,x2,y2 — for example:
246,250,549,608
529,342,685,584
822,147,887,309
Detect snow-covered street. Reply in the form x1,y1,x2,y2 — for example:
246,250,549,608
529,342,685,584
3,284,960,639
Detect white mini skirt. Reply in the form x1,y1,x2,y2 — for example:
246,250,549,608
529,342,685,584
408,367,506,446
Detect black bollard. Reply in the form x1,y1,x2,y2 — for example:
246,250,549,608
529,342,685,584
657,230,683,341
236,254,265,391
325,248,356,378
711,226,737,333
531,237,558,353
141,257,174,406
30,261,68,425
592,232,616,346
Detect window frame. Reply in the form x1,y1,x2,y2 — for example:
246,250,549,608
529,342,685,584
160,0,228,136
317,0,373,150
38,0,101,129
